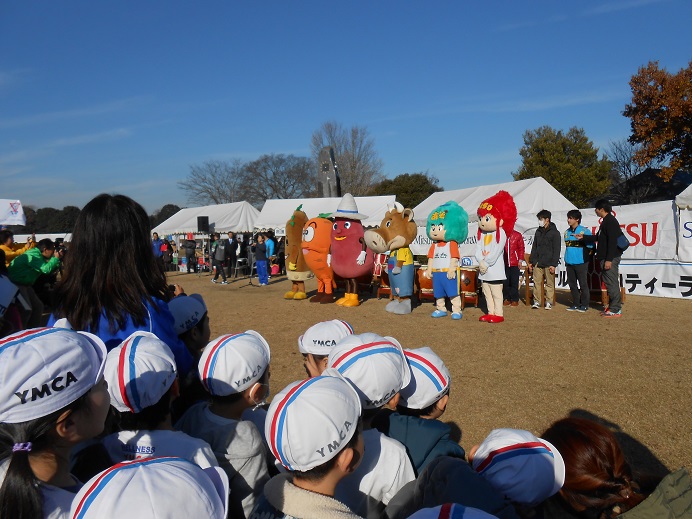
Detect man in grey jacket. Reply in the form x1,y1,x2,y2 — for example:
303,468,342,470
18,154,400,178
529,210,561,310
210,233,228,284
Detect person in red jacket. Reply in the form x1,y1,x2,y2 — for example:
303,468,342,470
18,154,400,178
502,230,525,307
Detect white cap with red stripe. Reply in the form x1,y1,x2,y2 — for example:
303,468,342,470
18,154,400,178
198,331,270,396
399,347,451,410
0,327,107,423
265,370,361,472
471,428,565,506
104,331,177,413
327,332,411,409
298,319,354,355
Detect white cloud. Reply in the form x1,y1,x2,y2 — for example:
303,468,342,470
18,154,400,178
583,0,669,16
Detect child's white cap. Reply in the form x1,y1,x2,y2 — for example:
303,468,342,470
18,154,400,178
471,428,565,506
168,294,207,335
69,457,229,519
408,504,499,519
0,327,107,424
327,332,411,409
265,369,362,472
399,347,451,410
298,319,354,355
198,331,270,396
104,332,177,413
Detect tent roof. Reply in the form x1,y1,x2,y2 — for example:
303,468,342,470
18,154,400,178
413,177,577,222
253,195,397,230
152,201,259,235
676,183,692,209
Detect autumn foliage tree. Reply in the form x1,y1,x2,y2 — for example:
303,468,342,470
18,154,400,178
623,60,692,181
512,126,612,208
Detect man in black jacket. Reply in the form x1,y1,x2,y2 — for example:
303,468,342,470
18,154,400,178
224,232,238,277
529,210,561,310
579,199,623,318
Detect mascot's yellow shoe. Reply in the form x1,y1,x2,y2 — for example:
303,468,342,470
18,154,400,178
335,296,348,305
341,293,361,307
293,292,307,300
284,291,296,299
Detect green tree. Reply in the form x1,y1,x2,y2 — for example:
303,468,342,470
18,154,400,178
623,60,692,181
512,126,612,207
367,172,443,209
149,204,181,229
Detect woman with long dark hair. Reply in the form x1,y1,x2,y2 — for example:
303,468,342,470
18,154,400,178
49,194,193,375
540,417,690,518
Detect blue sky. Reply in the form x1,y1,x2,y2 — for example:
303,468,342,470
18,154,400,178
1,0,690,213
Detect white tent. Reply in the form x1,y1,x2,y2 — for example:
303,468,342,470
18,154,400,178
411,177,577,255
675,184,692,261
152,201,259,236
675,183,692,209
253,195,397,235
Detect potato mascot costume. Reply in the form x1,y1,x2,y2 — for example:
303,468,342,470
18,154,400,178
284,205,312,300
302,215,335,303
364,202,417,314
330,193,374,307
475,190,517,323
424,201,469,320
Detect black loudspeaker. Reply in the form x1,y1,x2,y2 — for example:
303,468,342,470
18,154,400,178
197,216,210,233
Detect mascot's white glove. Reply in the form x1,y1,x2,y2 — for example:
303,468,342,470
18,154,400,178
447,269,456,279
391,266,401,275
327,254,331,267
479,260,488,274
356,250,366,265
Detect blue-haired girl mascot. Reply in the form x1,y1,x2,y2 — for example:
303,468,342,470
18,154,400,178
423,201,469,320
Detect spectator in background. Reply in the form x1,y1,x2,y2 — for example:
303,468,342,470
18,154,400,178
252,233,269,286
564,210,593,312
529,209,561,310
210,233,228,284
7,238,63,328
152,232,164,272
503,229,525,307
1,230,35,267
578,199,624,318
225,231,238,277
184,237,198,273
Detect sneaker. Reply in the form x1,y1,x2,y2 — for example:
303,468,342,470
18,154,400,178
566,306,579,311
503,299,511,306
602,309,622,318
220,281,229,285
510,301,519,307
576,306,588,313
545,302,553,310
531,301,540,309
600,307,609,316
211,279,217,284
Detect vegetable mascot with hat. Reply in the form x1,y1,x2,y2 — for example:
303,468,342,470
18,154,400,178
423,201,469,320
284,205,311,300
330,193,374,307
475,190,517,323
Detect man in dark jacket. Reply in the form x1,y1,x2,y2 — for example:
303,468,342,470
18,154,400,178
529,210,561,310
579,199,623,318
224,231,238,277
184,238,197,273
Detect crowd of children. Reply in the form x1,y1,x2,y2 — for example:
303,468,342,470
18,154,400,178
2,300,689,519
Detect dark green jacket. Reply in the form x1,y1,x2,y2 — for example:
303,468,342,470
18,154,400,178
619,468,691,519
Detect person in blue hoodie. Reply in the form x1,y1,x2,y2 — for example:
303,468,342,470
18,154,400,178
563,210,593,312
372,347,465,476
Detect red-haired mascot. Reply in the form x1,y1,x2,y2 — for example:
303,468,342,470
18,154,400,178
475,190,517,323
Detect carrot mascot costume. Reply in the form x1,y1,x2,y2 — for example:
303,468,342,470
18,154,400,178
302,215,336,303
284,205,312,300
475,190,517,323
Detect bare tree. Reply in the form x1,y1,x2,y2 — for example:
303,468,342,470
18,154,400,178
605,139,663,204
177,159,245,206
311,120,385,195
240,154,316,205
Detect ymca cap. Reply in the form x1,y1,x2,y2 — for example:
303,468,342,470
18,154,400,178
167,294,207,335
104,332,177,413
472,428,565,506
199,331,270,396
265,370,362,472
399,347,451,410
327,333,411,409
0,327,107,424
298,319,354,355
408,504,498,519
70,457,229,519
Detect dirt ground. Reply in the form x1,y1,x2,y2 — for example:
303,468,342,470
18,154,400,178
167,269,691,477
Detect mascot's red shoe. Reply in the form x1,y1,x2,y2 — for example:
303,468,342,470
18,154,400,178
479,314,492,322
488,315,505,323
